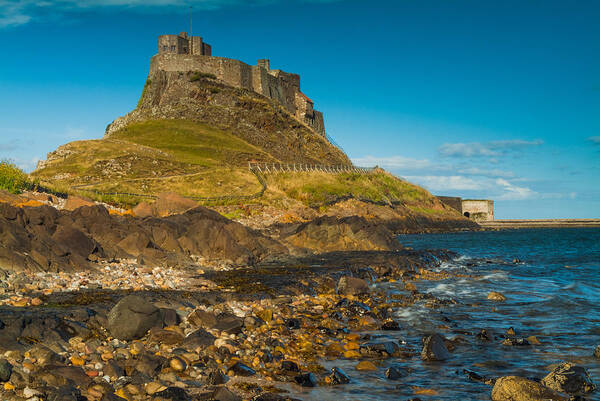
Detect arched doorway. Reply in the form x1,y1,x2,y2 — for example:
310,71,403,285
464,212,470,218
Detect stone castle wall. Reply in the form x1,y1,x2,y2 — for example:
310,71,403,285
148,52,325,135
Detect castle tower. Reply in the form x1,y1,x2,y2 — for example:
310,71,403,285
157,33,211,55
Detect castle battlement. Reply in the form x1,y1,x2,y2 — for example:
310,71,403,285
150,33,325,135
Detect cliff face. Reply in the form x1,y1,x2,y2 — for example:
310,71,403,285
106,69,350,166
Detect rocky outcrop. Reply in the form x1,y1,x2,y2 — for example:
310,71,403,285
279,215,402,252
0,203,287,272
106,71,350,166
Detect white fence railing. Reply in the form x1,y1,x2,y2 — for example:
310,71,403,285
248,162,374,174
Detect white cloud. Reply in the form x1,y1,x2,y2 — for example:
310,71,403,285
438,139,543,158
352,155,431,170
0,0,340,28
495,178,537,200
404,175,486,191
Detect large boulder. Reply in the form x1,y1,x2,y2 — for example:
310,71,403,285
421,333,450,361
152,192,198,217
107,295,162,340
491,376,568,401
541,362,595,395
281,215,402,252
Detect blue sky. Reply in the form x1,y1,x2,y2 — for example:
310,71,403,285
1,0,599,218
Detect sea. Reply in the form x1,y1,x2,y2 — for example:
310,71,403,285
293,227,600,400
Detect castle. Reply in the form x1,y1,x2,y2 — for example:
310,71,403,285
152,32,325,135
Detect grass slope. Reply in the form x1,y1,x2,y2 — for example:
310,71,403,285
33,119,458,220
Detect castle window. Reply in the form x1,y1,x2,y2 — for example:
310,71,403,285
170,45,176,51
162,45,168,51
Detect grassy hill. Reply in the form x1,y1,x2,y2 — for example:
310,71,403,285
31,71,469,228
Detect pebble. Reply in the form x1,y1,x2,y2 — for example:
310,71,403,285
487,291,507,302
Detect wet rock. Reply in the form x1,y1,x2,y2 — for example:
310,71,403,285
152,386,190,401
541,363,595,395
160,308,180,327
212,387,241,401
488,292,507,302
0,358,13,382
328,367,350,384
385,365,408,380
285,318,301,330
476,329,493,341
294,372,317,387
491,376,568,401
360,341,400,357
501,338,530,346
421,333,450,361
381,319,400,330
229,362,256,377
253,394,302,401
281,360,300,373
206,369,229,385
594,345,600,359
37,365,92,387
107,295,162,340
337,276,370,296
355,361,377,371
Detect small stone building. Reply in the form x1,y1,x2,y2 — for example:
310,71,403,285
436,196,495,222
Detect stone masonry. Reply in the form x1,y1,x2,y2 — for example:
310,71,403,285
151,32,326,135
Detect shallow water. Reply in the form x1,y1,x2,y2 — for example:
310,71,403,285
296,228,600,400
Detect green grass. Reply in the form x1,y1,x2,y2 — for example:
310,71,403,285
0,160,30,194
268,171,432,208
111,120,272,166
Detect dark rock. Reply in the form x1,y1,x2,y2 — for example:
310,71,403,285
385,365,408,380
476,329,492,341
103,360,125,379
501,337,530,346
152,386,190,401
328,367,350,385
294,372,317,387
212,387,241,401
381,319,401,330
160,308,180,327
46,385,86,401
213,314,244,334
281,360,299,373
421,333,450,361
491,376,568,401
0,358,13,382
181,328,216,350
229,361,256,376
107,295,162,340
186,309,217,328
206,369,229,385
360,341,400,357
37,365,92,387
285,318,301,330
135,354,166,377
147,327,184,345
337,276,370,296
541,363,596,395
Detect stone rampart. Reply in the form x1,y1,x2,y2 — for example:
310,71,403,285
148,53,325,135
462,199,494,221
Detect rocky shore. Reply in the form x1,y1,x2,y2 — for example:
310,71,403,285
0,197,596,400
